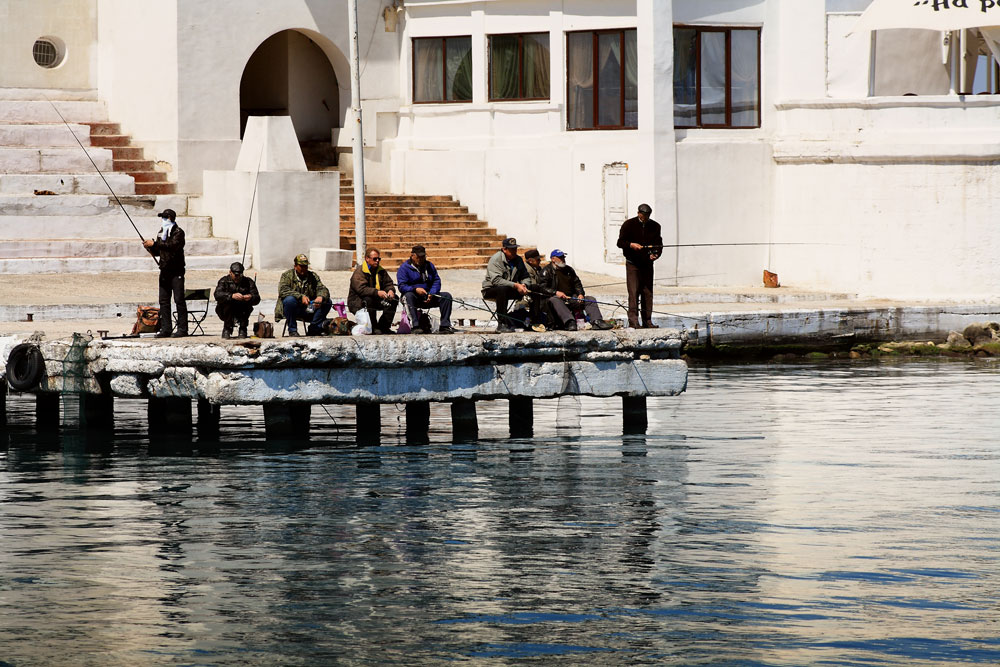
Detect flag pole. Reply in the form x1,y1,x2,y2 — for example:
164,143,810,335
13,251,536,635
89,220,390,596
348,0,367,266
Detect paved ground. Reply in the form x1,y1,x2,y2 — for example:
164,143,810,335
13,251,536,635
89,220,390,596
0,267,985,340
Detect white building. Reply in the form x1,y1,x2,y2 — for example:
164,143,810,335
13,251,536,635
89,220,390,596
3,0,999,297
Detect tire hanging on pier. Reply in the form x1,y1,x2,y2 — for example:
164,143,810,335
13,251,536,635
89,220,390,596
7,343,45,391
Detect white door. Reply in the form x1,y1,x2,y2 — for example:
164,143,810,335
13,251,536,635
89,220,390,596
603,162,628,264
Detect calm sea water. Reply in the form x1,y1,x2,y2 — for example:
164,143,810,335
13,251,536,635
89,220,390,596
0,360,998,665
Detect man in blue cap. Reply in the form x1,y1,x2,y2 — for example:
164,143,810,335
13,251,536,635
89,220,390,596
540,249,613,331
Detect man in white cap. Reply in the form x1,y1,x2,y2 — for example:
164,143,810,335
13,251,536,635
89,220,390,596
540,249,613,331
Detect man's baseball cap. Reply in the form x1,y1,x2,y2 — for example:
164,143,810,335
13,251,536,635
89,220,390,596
411,245,426,256
294,253,310,266
502,237,518,249
550,249,566,258
229,261,244,275
158,209,176,221
523,248,540,260
638,203,652,215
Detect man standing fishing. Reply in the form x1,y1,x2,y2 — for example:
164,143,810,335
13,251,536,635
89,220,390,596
143,208,187,338
617,203,662,329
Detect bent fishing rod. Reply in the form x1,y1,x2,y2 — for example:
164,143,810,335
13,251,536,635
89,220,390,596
44,94,158,266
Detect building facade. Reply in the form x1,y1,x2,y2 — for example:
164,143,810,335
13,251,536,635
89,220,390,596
3,0,1000,298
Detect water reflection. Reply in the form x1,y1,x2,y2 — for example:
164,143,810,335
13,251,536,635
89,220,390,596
0,361,998,664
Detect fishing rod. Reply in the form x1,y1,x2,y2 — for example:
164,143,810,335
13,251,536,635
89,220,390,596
640,242,835,251
44,94,158,265
240,143,265,267
582,273,723,290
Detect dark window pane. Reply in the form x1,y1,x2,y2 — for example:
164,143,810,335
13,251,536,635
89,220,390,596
731,29,759,127
446,37,472,101
673,28,697,127
523,33,550,99
567,32,593,129
490,35,520,99
597,32,622,127
414,38,444,102
700,31,726,125
624,29,638,127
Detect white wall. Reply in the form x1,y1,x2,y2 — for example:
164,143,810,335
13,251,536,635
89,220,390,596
387,0,675,276
0,0,98,90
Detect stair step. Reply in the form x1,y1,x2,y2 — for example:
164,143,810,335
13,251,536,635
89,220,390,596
0,173,136,195
0,100,108,123
0,123,91,147
89,134,130,147
135,182,176,195
86,122,122,136
0,146,113,173
0,194,184,217
0,88,98,102
128,171,169,183
0,215,212,239
109,146,144,160
0,237,237,259
113,158,156,171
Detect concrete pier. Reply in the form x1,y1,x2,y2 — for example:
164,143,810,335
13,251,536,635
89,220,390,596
0,329,687,439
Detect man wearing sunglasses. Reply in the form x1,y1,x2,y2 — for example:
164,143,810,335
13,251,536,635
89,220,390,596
348,247,399,335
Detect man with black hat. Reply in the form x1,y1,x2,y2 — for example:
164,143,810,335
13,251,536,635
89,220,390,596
143,208,187,338
482,237,534,333
214,261,261,339
617,203,663,328
396,245,455,334
275,253,331,336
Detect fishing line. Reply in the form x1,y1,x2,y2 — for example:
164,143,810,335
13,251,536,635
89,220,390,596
44,94,158,265
241,143,265,267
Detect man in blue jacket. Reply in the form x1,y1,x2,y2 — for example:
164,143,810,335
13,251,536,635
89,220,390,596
396,245,455,334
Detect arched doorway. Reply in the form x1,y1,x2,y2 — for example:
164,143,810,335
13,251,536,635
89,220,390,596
240,30,340,142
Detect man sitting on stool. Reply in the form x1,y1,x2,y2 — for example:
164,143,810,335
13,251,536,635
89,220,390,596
482,237,534,333
396,245,455,334
541,249,613,331
214,261,260,339
275,253,331,336
348,247,399,334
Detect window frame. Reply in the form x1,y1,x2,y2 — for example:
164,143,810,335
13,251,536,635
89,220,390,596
673,24,762,130
411,35,474,104
566,28,638,131
487,32,551,102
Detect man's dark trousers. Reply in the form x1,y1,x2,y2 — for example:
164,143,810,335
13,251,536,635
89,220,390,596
216,302,254,329
357,296,398,333
402,291,453,330
282,296,333,335
482,285,521,328
625,261,654,328
159,272,187,334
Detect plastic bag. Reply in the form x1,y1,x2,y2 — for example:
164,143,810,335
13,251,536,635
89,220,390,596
351,309,373,335
397,308,412,334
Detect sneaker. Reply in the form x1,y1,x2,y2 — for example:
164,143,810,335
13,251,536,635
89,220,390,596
592,319,615,330
286,327,300,337
564,320,578,332
221,328,233,339
437,326,456,334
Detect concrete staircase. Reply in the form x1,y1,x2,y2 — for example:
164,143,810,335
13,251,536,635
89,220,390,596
0,88,242,273
338,176,506,270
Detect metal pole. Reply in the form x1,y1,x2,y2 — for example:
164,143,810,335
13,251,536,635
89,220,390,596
348,0,367,265
960,29,968,94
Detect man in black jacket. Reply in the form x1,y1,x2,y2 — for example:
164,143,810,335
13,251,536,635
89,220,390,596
540,250,612,331
143,208,187,338
616,203,663,328
214,261,261,339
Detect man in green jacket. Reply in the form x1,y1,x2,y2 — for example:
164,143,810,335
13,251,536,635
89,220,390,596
274,253,331,336
481,237,534,333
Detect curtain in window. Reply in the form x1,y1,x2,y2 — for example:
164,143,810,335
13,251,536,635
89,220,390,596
414,38,444,102
597,33,622,127
700,32,726,125
490,35,520,99
446,37,473,101
673,29,697,127
523,33,550,99
567,32,593,129
624,30,638,127
730,30,759,127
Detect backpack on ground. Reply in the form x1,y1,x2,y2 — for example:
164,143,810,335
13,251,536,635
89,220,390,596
131,306,160,335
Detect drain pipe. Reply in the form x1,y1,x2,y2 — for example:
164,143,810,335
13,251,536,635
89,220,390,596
348,0,367,265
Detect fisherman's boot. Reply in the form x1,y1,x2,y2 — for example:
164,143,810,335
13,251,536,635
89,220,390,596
221,318,233,339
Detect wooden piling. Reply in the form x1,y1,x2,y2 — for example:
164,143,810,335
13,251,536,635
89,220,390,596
355,403,381,444
622,395,648,433
451,399,478,441
509,397,533,438
405,402,431,442
197,399,221,440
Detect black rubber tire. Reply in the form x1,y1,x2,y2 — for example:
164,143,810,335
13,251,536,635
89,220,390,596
7,343,44,392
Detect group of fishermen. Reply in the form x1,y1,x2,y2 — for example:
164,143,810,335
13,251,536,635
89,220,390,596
147,203,662,338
